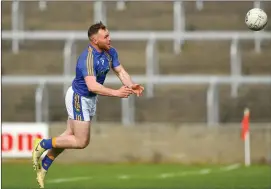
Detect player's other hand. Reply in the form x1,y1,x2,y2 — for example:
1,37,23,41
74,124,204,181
130,84,144,97
116,86,133,98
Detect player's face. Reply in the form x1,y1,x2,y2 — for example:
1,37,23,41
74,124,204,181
96,29,111,51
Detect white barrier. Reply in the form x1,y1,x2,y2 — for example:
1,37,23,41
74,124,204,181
3,75,271,126
3,30,271,98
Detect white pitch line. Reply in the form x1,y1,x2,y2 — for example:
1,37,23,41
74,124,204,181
117,175,130,180
158,169,211,179
178,172,191,176
220,164,241,171
198,169,211,175
159,173,176,178
47,176,92,184
158,171,191,179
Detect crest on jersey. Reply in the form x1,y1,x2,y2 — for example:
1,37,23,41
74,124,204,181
104,52,112,67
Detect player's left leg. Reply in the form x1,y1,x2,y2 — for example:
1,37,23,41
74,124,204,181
32,86,77,171
34,119,73,188
33,119,73,188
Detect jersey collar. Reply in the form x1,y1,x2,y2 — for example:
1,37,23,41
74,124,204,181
88,44,103,55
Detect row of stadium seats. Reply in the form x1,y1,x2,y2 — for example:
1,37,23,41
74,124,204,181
2,1,271,123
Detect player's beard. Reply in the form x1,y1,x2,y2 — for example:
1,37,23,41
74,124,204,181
98,43,110,51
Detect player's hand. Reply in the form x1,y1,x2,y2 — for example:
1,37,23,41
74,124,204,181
116,86,133,98
129,84,144,97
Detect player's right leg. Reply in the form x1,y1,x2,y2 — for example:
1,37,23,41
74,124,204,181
32,86,92,165
33,119,91,188
38,120,91,149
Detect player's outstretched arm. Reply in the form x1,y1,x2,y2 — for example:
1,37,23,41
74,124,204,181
113,65,134,87
113,65,144,97
84,76,133,98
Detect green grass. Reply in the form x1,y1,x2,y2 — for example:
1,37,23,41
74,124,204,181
2,162,271,189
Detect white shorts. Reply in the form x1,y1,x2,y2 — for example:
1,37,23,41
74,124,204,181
65,86,97,121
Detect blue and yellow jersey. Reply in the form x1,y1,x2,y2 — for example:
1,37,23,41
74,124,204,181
72,44,120,97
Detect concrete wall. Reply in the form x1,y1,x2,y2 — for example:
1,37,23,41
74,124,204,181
50,123,271,164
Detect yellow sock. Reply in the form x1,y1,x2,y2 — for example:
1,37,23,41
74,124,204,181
52,137,57,148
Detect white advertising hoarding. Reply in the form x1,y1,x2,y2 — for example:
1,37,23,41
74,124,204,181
2,123,49,158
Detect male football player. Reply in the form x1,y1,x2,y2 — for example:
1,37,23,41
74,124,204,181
32,21,144,188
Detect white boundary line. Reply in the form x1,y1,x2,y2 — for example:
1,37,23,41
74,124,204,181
220,164,241,171
158,168,211,179
159,173,176,178
47,176,92,184
47,164,241,183
117,175,130,180
199,169,211,174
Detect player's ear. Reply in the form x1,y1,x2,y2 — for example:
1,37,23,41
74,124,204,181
90,35,98,45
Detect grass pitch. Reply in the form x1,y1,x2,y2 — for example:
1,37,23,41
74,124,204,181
2,162,271,189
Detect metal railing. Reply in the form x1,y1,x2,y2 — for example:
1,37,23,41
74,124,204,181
10,0,186,53
11,0,262,52
63,39,77,96
3,30,271,98
35,82,49,123
3,75,271,126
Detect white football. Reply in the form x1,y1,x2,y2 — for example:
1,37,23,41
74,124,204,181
245,8,268,31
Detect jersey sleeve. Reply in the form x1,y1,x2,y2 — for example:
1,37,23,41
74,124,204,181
109,48,121,68
80,51,96,77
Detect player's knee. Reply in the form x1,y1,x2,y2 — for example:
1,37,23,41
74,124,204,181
77,137,90,149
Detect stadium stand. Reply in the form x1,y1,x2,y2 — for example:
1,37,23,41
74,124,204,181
2,1,271,123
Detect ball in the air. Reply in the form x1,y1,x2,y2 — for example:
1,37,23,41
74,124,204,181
245,8,268,31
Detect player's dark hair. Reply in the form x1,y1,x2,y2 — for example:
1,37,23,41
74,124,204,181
88,21,107,38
